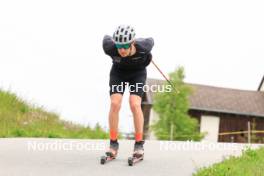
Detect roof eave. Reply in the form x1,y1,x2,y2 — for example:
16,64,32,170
189,106,264,118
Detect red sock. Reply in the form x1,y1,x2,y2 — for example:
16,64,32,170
135,132,143,142
110,129,118,141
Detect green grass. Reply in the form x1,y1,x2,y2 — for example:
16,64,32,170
193,147,264,176
0,89,108,139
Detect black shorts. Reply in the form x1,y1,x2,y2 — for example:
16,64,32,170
109,66,147,97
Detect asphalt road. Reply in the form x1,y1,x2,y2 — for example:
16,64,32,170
0,138,262,176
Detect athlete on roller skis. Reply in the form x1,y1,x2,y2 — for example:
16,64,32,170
100,25,154,166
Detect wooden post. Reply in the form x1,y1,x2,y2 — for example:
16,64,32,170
170,123,174,141
248,121,251,144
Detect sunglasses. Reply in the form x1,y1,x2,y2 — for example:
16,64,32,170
115,43,131,49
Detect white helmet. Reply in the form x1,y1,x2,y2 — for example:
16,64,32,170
113,25,136,45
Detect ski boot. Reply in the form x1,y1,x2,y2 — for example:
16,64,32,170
100,140,119,165
128,140,144,166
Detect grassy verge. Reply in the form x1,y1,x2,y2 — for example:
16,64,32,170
0,89,108,139
193,147,264,176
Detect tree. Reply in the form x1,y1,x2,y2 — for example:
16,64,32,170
151,67,204,141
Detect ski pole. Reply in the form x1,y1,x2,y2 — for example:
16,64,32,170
151,59,179,94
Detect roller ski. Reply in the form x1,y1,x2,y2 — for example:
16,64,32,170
100,140,119,165
128,141,144,166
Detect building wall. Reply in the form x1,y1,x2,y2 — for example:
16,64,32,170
143,106,264,143
219,114,264,143
189,110,221,142
200,115,220,142
218,114,250,143
189,111,264,143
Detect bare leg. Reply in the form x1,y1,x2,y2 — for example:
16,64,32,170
108,93,123,139
129,95,144,140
